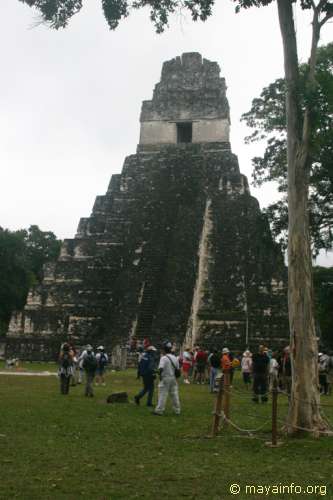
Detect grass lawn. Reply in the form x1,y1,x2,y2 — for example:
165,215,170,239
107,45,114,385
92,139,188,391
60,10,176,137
1,367,333,499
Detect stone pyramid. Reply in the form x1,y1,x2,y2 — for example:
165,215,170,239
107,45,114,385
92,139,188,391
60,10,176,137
6,53,288,360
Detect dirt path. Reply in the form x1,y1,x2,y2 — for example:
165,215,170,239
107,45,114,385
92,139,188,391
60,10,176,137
0,370,57,377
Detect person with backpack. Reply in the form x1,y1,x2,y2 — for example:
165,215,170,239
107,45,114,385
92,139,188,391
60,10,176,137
134,345,157,407
58,343,74,395
153,340,181,416
95,346,109,386
82,345,97,397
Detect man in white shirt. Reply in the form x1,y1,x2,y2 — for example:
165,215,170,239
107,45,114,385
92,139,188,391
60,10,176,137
153,341,181,416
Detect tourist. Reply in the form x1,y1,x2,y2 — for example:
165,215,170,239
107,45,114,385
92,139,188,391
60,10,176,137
208,349,221,393
327,351,333,396
68,343,78,386
134,345,157,407
82,345,97,397
196,346,208,384
95,346,109,386
58,343,74,395
153,341,181,416
252,345,270,403
143,337,150,350
192,346,199,383
319,351,330,395
241,350,252,389
78,344,92,384
269,351,279,391
181,347,193,384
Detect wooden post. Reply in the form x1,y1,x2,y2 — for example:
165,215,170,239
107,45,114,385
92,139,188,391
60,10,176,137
222,371,231,427
212,374,224,437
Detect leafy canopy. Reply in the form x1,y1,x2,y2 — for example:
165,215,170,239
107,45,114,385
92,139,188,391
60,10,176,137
18,0,215,31
241,43,333,255
0,226,60,334
18,0,333,30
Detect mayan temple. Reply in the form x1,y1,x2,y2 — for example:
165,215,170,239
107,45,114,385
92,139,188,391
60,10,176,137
6,53,288,360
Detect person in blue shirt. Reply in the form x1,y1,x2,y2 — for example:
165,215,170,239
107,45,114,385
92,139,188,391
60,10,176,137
134,346,157,407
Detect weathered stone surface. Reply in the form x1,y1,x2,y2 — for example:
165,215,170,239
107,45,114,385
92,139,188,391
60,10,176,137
5,53,288,360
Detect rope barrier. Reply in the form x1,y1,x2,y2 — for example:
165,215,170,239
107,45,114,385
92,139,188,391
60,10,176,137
222,412,272,435
210,379,333,440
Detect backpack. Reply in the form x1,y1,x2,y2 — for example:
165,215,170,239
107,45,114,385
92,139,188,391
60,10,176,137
61,352,71,369
98,352,107,368
83,353,97,372
166,355,181,378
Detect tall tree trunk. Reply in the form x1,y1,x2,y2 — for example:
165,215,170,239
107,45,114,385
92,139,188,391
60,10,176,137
276,0,328,435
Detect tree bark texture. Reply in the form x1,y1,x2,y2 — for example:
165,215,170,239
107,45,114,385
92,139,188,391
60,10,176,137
277,0,328,435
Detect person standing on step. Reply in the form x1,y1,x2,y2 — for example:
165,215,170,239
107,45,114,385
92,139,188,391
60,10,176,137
134,345,157,407
95,346,109,386
153,341,181,416
82,345,97,397
58,343,74,395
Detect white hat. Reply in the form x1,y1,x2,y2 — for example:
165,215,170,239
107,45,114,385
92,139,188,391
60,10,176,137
86,345,93,351
147,345,157,351
97,345,104,350
222,348,229,354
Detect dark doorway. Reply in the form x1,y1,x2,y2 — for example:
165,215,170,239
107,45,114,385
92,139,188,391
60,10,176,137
177,122,192,143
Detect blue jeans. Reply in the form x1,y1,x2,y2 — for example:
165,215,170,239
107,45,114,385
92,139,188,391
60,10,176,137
136,375,155,406
210,367,218,392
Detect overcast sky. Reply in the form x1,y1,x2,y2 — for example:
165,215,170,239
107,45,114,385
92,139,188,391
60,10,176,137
0,0,332,266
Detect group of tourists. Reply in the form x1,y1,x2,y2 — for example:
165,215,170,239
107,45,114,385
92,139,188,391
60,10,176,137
239,345,333,401
57,338,333,416
134,341,181,415
58,343,109,397
177,346,240,392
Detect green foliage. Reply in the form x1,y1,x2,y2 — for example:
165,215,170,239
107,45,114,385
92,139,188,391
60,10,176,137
241,43,333,255
313,266,333,349
25,225,61,281
22,0,333,30
0,229,32,333
0,225,60,333
18,0,215,31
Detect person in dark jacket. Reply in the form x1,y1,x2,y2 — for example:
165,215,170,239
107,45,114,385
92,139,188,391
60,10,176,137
83,345,97,397
58,343,74,395
252,345,270,403
208,349,221,393
134,346,157,407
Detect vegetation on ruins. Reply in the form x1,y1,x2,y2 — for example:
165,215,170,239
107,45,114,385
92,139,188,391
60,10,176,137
17,0,333,435
0,225,60,335
242,43,333,257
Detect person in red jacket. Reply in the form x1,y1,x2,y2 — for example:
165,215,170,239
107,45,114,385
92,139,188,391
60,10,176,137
195,347,208,384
